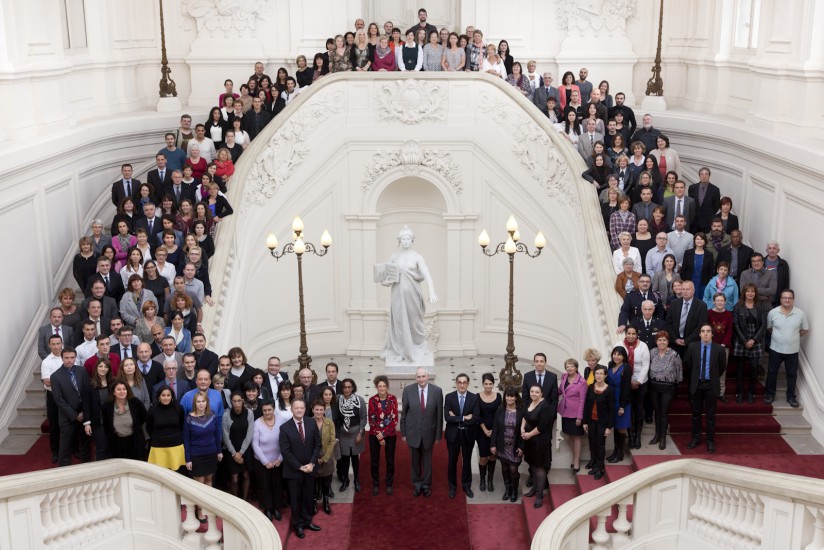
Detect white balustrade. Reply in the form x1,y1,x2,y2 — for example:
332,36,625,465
0,459,279,550
532,459,824,550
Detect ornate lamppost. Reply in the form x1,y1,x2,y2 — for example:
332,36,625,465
157,0,177,98
645,0,665,97
266,217,332,372
478,216,546,391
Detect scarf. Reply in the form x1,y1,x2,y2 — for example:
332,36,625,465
339,394,360,431
711,232,724,251
717,276,727,292
623,337,639,375
376,43,392,58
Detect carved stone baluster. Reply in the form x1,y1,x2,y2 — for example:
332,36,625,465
181,498,202,543
805,507,824,550
709,483,724,543
591,508,611,550
202,509,222,549
55,488,71,545
40,492,57,545
611,496,633,545
721,486,738,547
105,479,121,529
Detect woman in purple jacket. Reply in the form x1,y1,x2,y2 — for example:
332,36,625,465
558,358,588,472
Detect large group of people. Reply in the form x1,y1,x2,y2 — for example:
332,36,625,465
34,9,812,536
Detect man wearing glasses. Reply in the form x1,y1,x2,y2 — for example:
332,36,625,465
764,290,809,408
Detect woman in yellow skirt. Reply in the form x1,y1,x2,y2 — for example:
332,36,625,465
146,386,186,471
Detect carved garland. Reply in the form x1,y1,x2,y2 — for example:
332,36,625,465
374,79,448,124
555,0,638,35
242,90,345,211
361,140,463,195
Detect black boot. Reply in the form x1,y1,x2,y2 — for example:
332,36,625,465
605,432,620,462
607,433,624,463
585,456,595,470
487,461,496,492
478,464,487,492
649,431,660,445
500,467,512,501
510,473,520,502
322,497,331,515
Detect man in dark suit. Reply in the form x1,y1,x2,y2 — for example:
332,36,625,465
163,170,196,209
80,283,119,322
111,163,139,207
135,202,163,244
50,347,93,466
665,281,709,361
192,333,219,376
400,367,443,498
618,275,664,332
631,188,660,224
444,373,480,498
520,353,559,487
280,399,322,538
152,359,187,401
73,299,112,346
313,361,343,397
663,180,696,230
37,308,73,360
146,153,173,198
136,343,164,390
86,257,125,302
111,327,138,361
684,324,727,453
296,367,321,405
532,72,559,116
687,167,722,234
260,356,289,400
630,300,668,350
717,230,753,283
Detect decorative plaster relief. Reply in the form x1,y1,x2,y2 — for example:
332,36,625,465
242,90,345,210
361,140,463,195
374,80,448,124
555,0,637,34
182,0,272,36
478,92,580,212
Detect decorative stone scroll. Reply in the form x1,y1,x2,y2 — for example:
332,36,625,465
182,0,273,36
242,90,345,210
555,0,638,34
374,79,448,124
361,140,463,195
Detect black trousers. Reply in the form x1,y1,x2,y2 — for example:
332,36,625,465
57,415,91,467
650,382,677,437
630,382,648,432
369,434,396,486
45,391,60,455
587,420,608,469
255,460,284,511
409,443,434,489
736,356,759,395
286,474,315,528
446,429,474,490
766,351,799,400
690,381,717,441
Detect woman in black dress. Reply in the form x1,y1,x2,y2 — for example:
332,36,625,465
521,384,554,509
146,386,186,472
222,391,254,500
583,365,614,480
476,373,502,492
491,387,524,502
102,381,147,460
73,237,98,296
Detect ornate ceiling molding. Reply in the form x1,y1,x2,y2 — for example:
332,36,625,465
374,79,448,124
182,0,273,37
361,140,463,195
555,0,637,35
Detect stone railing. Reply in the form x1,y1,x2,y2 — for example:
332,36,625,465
0,459,280,550
533,459,824,550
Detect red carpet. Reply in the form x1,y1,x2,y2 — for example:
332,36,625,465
670,433,795,455
669,400,773,415
634,454,824,480
468,504,530,550
0,436,54,475
347,437,470,550
668,414,781,434
285,503,353,549
521,494,551,537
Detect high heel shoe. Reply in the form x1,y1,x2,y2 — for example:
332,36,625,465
523,487,537,498
570,464,580,473
533,495,543,508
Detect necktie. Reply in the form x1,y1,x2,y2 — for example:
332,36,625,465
546,87,550,94
677,199,682,217
699,185,706,206
126,180,131,196
159,170,165,181
104,275,110,288
175,187,180,202
645,320,650,329
590,134,594,145
459,394,465,416
420,388,426,412
645,204,650,219
679,301,690,337
54,326,60,336
701,345,709,381
298,421,305,442
141,363,149,375
148,219,153,234
538,373,543,387
170,380,176,397
69,369,79,394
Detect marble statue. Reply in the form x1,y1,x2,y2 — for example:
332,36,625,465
375,226,438,366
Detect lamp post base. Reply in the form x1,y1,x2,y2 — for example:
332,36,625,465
157,96,182,113
499,353,523,392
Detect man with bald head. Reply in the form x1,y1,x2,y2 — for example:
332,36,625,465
400,367,443,498
297,367,320,404
136,342,164,389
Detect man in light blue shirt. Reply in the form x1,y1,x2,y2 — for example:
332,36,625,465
764,290,810,408
180,369,225,418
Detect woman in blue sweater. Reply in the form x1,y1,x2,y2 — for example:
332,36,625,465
184,391,223,521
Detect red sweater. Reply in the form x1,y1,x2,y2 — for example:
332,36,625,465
708,309,733,348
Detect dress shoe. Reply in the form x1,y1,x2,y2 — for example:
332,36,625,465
51,454,58,464
294,528,305,539
534,495,543,508
571,465,580,473
306,523,322,532
273,509,282,521
707,441,715,454
686,438,700,449
719,395,728,404
523,487,537,498
327,487,335,498
585,458,595,470
372,486,379,496
747,392,755,404
649,434,661,445
587,467,598,476
659,438,666,450
353,480,361,492
764,396,774,405
339,480,349,492
789,398,800,408
594,468,604,481
736,393,743,404
448,487,456,499
263,509,273,521
525,475,534,487
479,475,486,492
323,497,331,514
465,487,474,498
423,488,431,498
386,486,393,495
645,416,654,424
413,487,421,497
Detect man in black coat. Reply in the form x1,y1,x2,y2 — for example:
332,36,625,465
136,343,164,390
520,353,559,486
192,333,219,376
630,300,668,350
243,97,272,141
163,170,196,209
444,374,480,498
261,356,289,400
50,348,93,466
665,281,709,361
687,167,722,234
280,399,321,538
617,274,663,332
684,325,727,453
146,153,173,198
111,164,139,207
717,229,753,283
86,257,125,302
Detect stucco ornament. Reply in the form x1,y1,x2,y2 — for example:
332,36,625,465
183,0,272,35
361,140,463,194
556,0,637,34
242,90,345,210
374,79,448,124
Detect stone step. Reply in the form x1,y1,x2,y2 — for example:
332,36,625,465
8,414,45,436
775,413,813,436
18,396,45,415
0,434,42,456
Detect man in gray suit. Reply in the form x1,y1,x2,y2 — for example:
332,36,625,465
663,180,696,230
577,118,604,161
632,188,660,223
38,308,73,360
50,347,92,466
401,367,443,498
532,72,559,116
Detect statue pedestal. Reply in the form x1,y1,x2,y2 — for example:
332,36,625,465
385,364,437,401
157,97,182,113
641,95,668,112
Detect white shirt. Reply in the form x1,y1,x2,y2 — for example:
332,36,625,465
187,137,217,163
110,334,140,347
614,339,650,384
75,339,98,366
267,373,281,392
612,247,642,274
41,354,63,391
156,261,177,287
120,265,144,287
481,58,506,78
